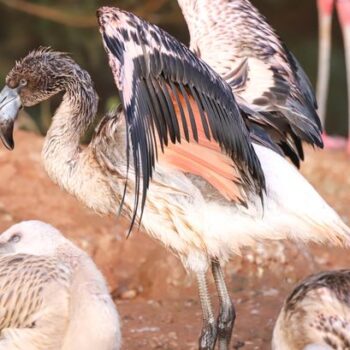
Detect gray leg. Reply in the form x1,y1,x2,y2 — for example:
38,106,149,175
211,260,235,350
196,272,217,350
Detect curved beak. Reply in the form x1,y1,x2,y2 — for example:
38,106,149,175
0,86,22,150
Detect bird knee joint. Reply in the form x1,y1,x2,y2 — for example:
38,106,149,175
218,302,235,330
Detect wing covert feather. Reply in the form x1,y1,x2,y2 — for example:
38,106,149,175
0,255,69,330
178,0,323,167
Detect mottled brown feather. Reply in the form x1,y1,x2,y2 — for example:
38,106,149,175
0,254,70,331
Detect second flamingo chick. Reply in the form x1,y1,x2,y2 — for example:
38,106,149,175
0,220,120,350
273,270,350,350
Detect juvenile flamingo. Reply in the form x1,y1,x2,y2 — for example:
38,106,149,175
0,221,120,350
273,270,350,350
317,0,350,152
0,7,349,350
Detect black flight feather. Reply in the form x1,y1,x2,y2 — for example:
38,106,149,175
98,7,265,231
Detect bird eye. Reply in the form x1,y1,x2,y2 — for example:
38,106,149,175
9,233,21,243
19,79,27,87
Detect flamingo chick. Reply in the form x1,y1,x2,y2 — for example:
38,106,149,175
177,0,323,168
317,0,350,152
0,7,349,350
0,221,120,350
273,270,350,350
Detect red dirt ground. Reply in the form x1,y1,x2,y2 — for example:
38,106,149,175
0,130,349,350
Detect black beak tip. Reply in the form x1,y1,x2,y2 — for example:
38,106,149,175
0,123,15,151
4,139,14,151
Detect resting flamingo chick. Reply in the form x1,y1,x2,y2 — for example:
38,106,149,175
0,7,349,350
317,0,350,151
0,221,120,350
273,270,350,350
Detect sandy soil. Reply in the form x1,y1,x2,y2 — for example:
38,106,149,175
0,130,349,350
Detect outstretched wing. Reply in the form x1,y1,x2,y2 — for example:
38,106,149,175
178,0,323,167
97,6,265,226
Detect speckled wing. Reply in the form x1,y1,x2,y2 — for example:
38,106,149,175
97,6,265,225
285,270,350,312
0,254,70,331
180,0,323,167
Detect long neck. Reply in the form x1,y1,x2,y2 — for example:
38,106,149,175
42,67,98,185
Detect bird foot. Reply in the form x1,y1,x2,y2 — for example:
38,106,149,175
199,321,217,350
322,133,347,149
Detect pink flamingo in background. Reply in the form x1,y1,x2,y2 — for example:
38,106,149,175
317,0,350,153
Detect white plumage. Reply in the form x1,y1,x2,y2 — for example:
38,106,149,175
0,221,120,350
